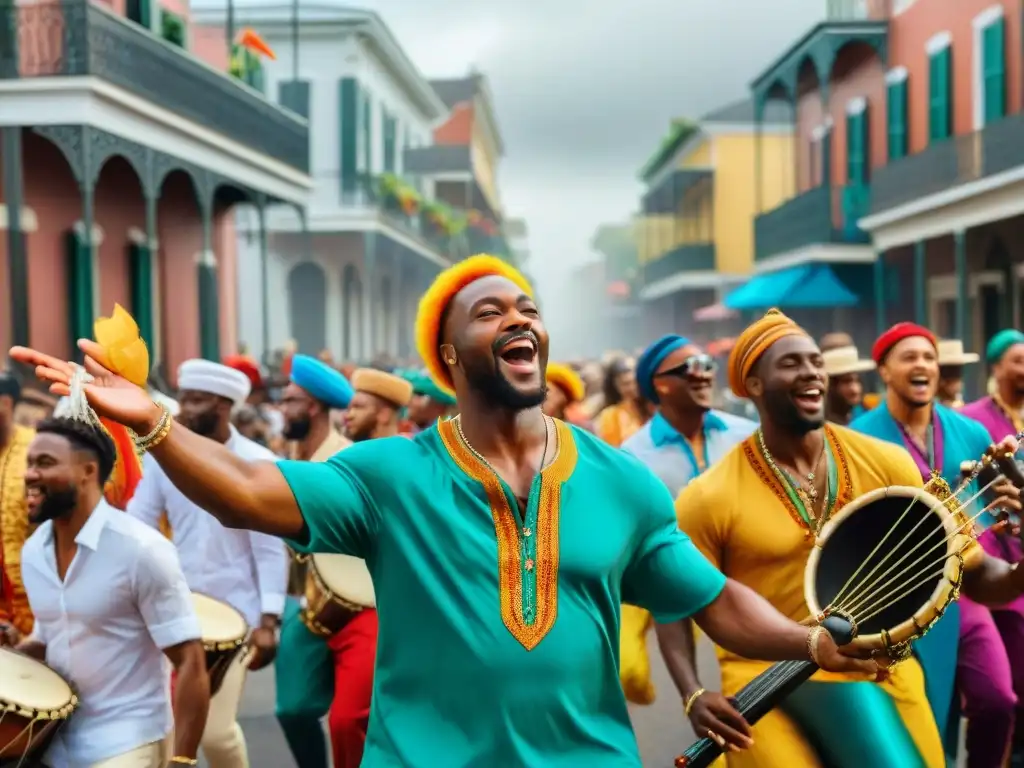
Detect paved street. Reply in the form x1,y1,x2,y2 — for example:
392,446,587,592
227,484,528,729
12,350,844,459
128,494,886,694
215,633,720,767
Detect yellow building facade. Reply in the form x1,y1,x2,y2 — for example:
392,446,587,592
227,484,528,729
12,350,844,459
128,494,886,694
636,99,793,301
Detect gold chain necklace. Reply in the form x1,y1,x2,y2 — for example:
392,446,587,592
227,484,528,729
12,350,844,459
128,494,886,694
757,429,832,532
453,414,554,478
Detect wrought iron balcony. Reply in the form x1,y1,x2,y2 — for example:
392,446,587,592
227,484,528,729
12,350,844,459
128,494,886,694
754,184,871,261
0,0,309,173
404,145,472,175
642,243,716,284
340,187,461,262
869,112,1024,215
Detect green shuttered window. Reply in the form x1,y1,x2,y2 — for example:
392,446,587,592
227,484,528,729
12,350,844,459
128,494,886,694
983,16,1006,124
928,45,952,142
65,230,93,356
361,90,372,179
846,103,868,186
383,109,397,172
339,78,358,197
886,78,908,160
128,243,155,353
198,262,220,361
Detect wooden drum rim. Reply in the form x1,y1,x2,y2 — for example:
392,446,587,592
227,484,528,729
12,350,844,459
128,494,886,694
803,485,967,651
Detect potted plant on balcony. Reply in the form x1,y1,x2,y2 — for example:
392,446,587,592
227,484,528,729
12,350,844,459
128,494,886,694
376,173,421,216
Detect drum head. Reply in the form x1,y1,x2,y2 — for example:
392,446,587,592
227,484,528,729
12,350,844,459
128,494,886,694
0,647,73,711
312,554,375,608
812,489,950,637
192,593,248,642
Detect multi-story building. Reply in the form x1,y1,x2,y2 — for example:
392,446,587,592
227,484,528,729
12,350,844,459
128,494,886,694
856,0,1024,361
635,99,792,337
413,73,512,260
0,0,310,380
193,3,459,362
747,0,1024,363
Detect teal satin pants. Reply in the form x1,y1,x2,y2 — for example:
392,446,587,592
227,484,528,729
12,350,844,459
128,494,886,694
275,598,334,768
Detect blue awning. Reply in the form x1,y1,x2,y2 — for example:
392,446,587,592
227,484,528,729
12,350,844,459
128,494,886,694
724,263,859,310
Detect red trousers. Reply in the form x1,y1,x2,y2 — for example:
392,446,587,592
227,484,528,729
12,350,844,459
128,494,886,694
326,608,378,768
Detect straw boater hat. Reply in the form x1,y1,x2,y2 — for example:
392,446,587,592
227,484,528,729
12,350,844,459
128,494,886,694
937,339,980,367
822,345,875,377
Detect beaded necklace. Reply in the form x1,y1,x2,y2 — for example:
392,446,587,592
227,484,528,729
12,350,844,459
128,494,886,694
756,428,837,535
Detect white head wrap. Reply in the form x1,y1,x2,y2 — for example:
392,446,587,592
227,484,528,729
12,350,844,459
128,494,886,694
177,359,251,405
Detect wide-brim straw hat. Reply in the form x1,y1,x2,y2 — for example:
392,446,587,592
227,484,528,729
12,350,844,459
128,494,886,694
822,345,875,376
937,339,980,366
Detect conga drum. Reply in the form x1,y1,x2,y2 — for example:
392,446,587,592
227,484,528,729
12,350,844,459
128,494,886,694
0,648,77,760
300,554,375,637
192,593,248,695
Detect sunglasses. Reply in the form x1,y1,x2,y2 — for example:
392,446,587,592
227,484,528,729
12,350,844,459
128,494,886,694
656,354,717,379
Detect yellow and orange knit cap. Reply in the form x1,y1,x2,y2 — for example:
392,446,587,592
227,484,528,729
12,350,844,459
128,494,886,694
727,308,809,398
545,362,585,403
414,254,534,397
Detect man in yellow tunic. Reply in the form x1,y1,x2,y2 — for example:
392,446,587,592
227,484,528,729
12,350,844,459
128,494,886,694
0,373,33,636
664,309,1024,768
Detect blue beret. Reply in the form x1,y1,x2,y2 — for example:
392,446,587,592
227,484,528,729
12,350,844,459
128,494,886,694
290,354,354,409
636,334,690,403
987,329,1024,365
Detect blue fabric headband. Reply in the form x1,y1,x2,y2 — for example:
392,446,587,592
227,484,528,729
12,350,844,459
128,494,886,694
636,334,690,403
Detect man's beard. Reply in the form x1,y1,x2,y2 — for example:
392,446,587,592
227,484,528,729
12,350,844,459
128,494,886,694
464,358,545,411
182,410,219,437
29,486,77,524
764,387,823,435
284,417,311,441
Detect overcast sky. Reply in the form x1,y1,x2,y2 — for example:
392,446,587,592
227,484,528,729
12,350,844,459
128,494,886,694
342,0,831,343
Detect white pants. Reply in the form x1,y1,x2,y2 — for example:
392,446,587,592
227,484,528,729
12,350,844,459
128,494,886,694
200,655,249,768
89,739,168,768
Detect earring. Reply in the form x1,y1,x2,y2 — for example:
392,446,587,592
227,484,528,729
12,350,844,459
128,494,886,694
445,354,457,365
441,345,457,365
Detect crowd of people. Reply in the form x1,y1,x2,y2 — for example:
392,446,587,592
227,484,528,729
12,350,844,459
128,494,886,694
0,253,1023,767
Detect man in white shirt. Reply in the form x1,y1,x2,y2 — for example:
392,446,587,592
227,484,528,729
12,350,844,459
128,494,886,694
127,360,288,768
15,416,209,767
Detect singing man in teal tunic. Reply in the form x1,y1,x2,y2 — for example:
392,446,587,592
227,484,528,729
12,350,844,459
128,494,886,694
12,255,878,767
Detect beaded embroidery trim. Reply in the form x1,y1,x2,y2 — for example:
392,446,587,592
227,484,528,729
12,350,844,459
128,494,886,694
438,418,577,650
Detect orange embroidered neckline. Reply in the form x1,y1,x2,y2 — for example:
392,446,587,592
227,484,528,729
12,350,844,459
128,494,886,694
438,418,577,650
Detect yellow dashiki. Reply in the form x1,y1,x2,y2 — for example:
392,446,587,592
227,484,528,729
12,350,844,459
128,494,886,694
0,424,34,634
675,424,984,768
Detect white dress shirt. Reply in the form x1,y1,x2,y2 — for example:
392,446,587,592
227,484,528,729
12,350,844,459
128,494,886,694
127,426,288,628
22,500,201,766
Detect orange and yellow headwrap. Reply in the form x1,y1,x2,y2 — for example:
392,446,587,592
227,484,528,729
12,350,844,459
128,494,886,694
92,304,149,509
415,254,534,397
546,362,585,403
727,308,809,398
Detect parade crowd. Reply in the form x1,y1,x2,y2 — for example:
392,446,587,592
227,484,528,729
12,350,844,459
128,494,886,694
3,254,1024,767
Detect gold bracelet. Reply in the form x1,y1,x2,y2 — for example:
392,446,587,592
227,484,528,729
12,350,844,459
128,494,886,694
169,758,197,766
807,625,826,665
135,405,172,453
683,687,706,716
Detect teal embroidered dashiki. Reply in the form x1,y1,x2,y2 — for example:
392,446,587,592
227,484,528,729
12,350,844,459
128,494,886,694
279,419,726,766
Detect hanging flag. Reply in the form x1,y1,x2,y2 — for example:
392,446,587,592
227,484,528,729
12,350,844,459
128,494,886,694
237,28,277,60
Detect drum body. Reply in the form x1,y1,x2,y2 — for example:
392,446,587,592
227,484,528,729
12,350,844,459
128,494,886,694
0,648,77,760
301,554,375,637
805,484,970,656
192,593,248,695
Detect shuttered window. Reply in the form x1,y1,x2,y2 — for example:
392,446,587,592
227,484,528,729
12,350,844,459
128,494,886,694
887,78,908,160
65,230,93,356
982,16,1006,124
928,46,952,142
360,90,372,180
339,78,358,197
383,110,396,172
846,103,868,185
128,243,155,353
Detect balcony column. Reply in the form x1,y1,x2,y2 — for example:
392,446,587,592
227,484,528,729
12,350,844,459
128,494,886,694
913,240,927,325
819,83,832,188
362,233,377,360
197,189,220,362
954,229,969,345
873,251,887,336
2,127,28,348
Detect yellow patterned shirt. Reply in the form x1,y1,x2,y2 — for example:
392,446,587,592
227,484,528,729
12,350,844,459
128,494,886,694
0,425,34,634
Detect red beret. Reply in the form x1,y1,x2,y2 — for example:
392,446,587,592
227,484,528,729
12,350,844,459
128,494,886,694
223,355,263,390
871,323,936,365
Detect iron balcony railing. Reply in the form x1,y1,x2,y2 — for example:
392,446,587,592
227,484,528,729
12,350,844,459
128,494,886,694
869,112,1024,215
340,186,462,262
0,0,309,173
754,184,871,261
642,243,716,284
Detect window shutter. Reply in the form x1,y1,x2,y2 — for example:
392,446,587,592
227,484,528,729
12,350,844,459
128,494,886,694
361,91,372,183
383,110,396,172
846,108,866,186
128,243,155,353
887,79,907,160
983,18,1006,123
65,230,93,355
278,80,311,118
339,79,358,198
928,47,951,141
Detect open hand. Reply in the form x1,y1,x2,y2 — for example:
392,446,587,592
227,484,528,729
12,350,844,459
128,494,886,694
686,690,752,752
9,341,161,433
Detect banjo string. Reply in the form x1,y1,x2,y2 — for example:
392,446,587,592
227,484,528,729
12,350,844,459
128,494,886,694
825,476,999,612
